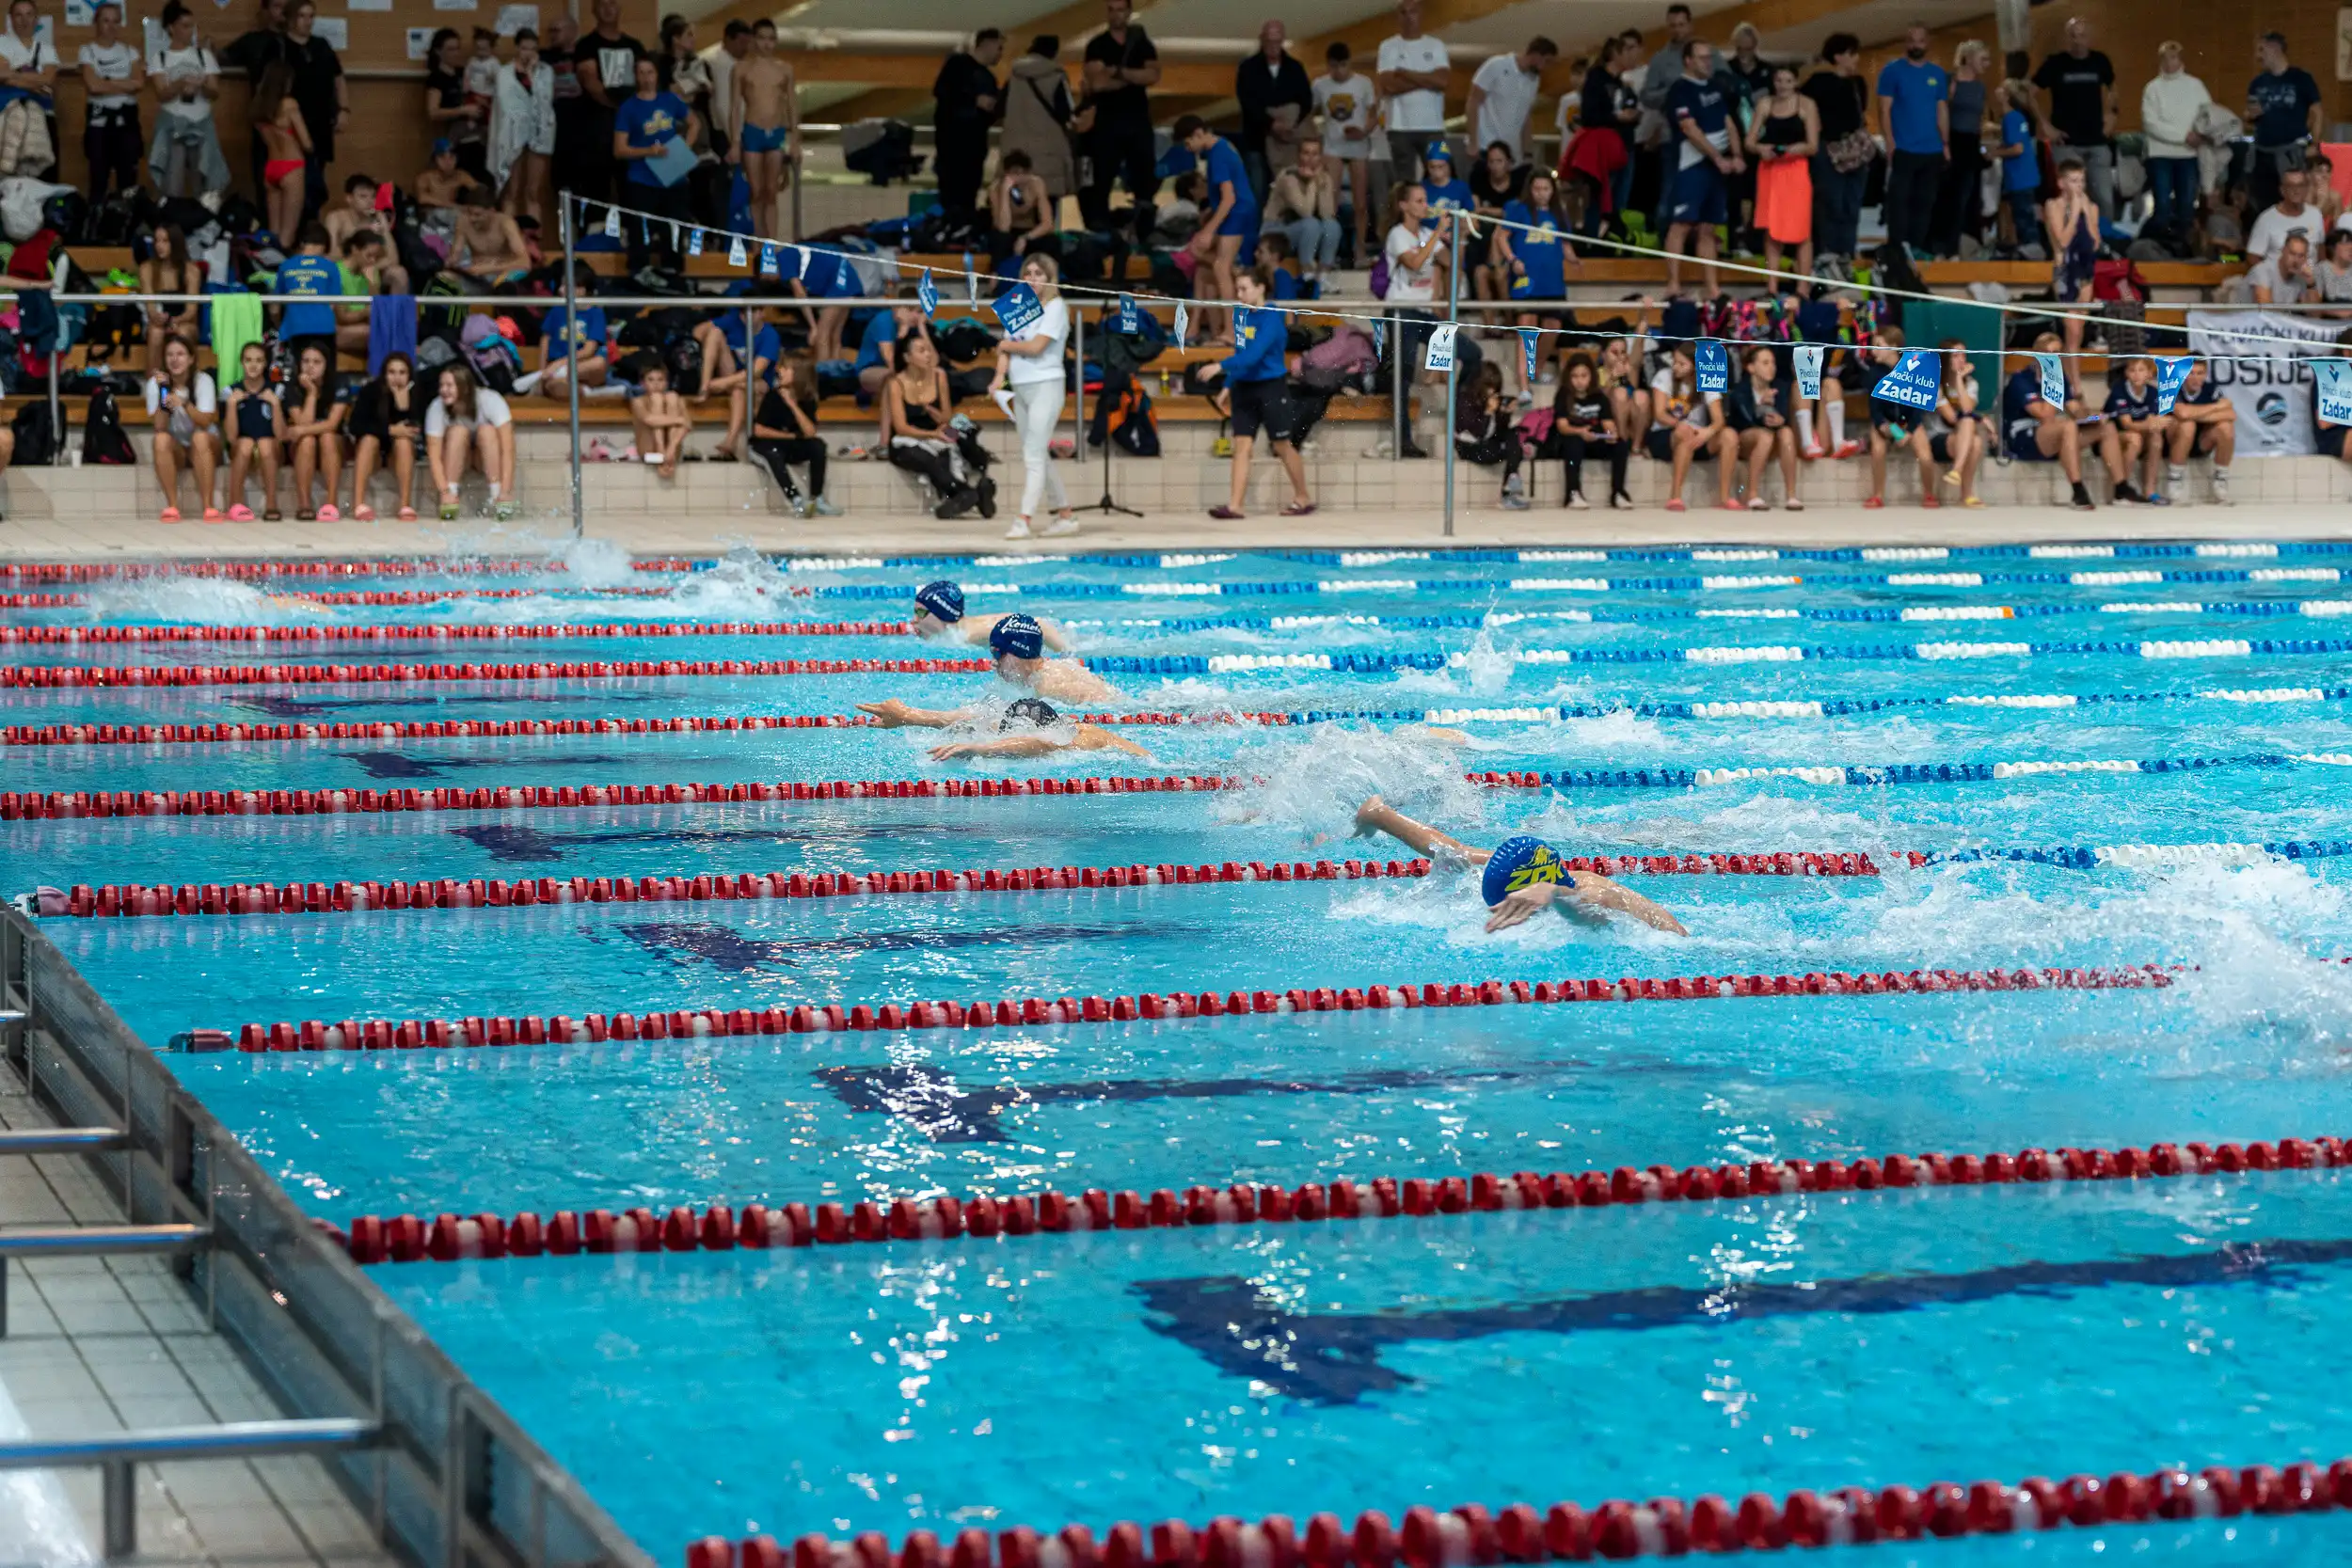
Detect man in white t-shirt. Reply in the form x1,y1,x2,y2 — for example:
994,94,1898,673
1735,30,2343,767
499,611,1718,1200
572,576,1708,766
2246,231,2312,304
1375,0,1449,179
2247,166,2326,261
1466,37,1556,162
77,1,142,200
1313,40,1375,259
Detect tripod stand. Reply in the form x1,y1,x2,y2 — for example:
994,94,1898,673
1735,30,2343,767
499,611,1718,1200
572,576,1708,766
1070,302,1143,519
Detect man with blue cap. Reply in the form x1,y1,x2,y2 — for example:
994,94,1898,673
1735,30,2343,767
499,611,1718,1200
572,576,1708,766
859,611,1113,733
907,579,1074,654
1352,794,1687,933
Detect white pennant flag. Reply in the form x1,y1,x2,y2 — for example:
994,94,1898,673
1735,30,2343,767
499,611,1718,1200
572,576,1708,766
2036,353,2068,409
1424,323,1459,372
1793,342,1824,400
728,236,747,267
1172,299,1189,344
601,205,620,239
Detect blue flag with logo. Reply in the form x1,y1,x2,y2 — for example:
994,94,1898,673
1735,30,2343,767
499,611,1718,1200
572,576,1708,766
2154,355,2194,414
758,243,779,276
1519,329,1538,382
686,228,704,257
2036,353,2067,410
2318,359,2352,424
917,269,938,318
1694,339,1728,393
1793,343,1824,400
1117,294,1140,334
993,282,1045,338
1875,348,1941,411
1371,317,1385,360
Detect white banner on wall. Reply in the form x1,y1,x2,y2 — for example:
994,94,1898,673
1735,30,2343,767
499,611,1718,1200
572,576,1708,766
2185,309,2347,458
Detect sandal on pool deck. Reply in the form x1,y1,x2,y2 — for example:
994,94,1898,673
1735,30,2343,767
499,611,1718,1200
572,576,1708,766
397,506,417,521
295,509,315,522
158,507,181,522
438,502,459,521
352,505,374,521
200,508,225,522
1207,505,1245,519
318,504,341,521
227,504,254,521
1281,501,1316,516
263,509,282,521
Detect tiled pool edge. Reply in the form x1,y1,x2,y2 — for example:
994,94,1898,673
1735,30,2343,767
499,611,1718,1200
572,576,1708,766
0,910,652,1568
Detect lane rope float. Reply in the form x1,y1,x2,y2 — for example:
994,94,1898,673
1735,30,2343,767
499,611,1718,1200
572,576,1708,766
680,1452,2352,1567
0,657,989,689
331,1132,2344,1265
0,620,911,646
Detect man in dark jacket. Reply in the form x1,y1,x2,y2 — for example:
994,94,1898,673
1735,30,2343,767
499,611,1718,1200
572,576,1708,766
1235,20,1313,207
932,29,1005,228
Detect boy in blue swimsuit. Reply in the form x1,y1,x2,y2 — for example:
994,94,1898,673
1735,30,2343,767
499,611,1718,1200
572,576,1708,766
729,20,797,238
1352,795,1687,932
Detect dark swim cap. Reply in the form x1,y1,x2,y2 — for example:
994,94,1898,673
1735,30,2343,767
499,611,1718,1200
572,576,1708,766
989,612,1045,661
1002,697,1058,728
914,580,964,623
1481,835,1565,907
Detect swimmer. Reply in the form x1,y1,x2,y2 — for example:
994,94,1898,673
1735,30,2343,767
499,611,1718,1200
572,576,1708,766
909,579,1073,653
862,612,1111,716
1353,794,1688,934
924,697,1151,761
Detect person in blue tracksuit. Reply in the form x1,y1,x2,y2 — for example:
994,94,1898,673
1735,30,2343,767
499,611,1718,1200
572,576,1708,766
1195,263,1312,520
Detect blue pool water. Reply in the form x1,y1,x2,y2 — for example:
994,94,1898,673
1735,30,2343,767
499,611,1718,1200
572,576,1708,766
14,545,2352,1564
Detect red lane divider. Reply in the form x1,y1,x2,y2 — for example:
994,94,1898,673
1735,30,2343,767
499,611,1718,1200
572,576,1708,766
0,559,696,582
682,1454,2352,1567
0,593,79,607
0,619,910,646
38,849,1902,922
0,709,1306,748
0,656,986,689
0,773,1239,823
205,961,2176,1060
332,1131,2339,1267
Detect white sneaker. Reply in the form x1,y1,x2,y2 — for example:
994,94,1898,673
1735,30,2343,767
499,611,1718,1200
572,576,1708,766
1004,516,1033,539
1566,491,1590,511
2212,470,2232,506
1502,493,1532,511
1501,471,1526,502
1040,515,1081,537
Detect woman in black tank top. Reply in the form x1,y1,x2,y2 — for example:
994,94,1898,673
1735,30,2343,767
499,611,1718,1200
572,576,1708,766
1752,65,1821,283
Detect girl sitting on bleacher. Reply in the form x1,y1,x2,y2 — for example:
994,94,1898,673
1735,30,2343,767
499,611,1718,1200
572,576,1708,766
347,351,422,521
283,342,348,522
145,335,220,522
221,341,285,521
887,332,993,520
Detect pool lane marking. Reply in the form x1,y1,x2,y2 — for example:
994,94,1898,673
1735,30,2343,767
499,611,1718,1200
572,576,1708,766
326,1127,2342,1266
206,960,2188,1063
0,621,911,646
684,1449,2352,1566
0,657,991,689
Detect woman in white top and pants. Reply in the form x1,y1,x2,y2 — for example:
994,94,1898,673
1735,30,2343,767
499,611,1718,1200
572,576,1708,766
991,252,1076,539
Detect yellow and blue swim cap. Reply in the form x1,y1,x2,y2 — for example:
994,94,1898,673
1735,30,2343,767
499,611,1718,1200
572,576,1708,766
1482,835,1565,907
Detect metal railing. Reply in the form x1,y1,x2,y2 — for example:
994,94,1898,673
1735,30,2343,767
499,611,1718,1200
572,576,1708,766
0,1222,207,1336
0,1418,380,1559
0,910,650,1568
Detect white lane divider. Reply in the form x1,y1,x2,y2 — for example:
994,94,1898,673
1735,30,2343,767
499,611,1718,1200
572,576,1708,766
1514,549,1610,562
1509,577,1612,592
1887,572,1984,586
2197,543,2281,557
2030,545,2117,558
1159,554,1236,568
2140,640,2255,658
1123,582,1221,596
2070,570,2166,586
1338,551,1432,567
2250,567,2341,582
1991,759,2143,778
1314,578,1422,594
776,556,886,571
1691,548,1781,561
1695,608,1804,619
2202,687,2328,702
1206,653,1336,672
1899,606,2016,621
1702,575,1805,589
1688,700,1829,718
1861,546,1950,561
1914,641,2034,658
2295,752,2352,766
2300,601,2352,617
1945,693,2078,707
2099,602,2204,613
1422,705,1557,722
2095,842,2272,868
1681,645,1806,664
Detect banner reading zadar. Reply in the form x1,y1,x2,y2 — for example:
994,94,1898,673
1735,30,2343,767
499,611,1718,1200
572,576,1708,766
2185,309,2346,457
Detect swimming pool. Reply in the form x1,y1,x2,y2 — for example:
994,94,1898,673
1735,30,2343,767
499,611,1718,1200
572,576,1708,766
13,542,2352,1565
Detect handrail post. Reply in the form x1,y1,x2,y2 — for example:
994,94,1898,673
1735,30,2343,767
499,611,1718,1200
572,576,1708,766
1389,311,1401,466
562,191,582,541
1441,209,1461,538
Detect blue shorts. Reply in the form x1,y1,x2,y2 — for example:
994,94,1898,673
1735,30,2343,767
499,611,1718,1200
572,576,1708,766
2005,419,2052,462
1669,160,1727,227
739,122,787,154
1219,205,1260,242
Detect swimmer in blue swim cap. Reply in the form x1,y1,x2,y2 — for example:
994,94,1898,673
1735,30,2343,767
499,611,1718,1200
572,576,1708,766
922,695,1152,761
860,611,1112,728
1352,794,1687,933
908,579,1074,655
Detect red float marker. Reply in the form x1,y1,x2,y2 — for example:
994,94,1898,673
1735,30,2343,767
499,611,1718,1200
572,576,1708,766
331,1132,2342,1268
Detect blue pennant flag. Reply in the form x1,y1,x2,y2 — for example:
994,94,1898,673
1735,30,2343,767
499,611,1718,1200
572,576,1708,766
758,243,779,276
2318,359,2352,424
1519,328,1538,382
993,282,1045,338
1694,338,1728,393
1874,348,1942,411
1371,317,1385,360
1172,299,1189,344
2036,353,2068,410
1118,294,1140,333
1424,323,1459,372
686,228,705,257
1793,342,1824,400
2154,355,2195,414
918,269,938,318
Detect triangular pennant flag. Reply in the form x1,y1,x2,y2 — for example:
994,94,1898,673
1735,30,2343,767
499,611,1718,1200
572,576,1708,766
728,235,748,267
962,253,978,302
759,243,779,276
1424,323,1458,372
669,220,681,249
1793,342,1824,401
1371,317,1385,360
2317,359,2352,424
1875,347,1942,411
1172,299,1190,344
1694,339,1728,393
1118,293,1140,334
2036,353,2068,410
1518,328,1538,382
687,228,705,256
993,282,1045,337
601,205,620,239
2154,355,2195,415
918,269,938,317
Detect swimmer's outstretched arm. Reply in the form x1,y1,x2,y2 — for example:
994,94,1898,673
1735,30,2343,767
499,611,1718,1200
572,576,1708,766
928,724,1150,762
1353,794,1489,864
1073,722,1152,758
858,699,973,729
1556,874,1688,935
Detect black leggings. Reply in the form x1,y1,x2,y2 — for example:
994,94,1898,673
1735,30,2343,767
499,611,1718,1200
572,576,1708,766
1455,433,1521,481
1558,434,1629,499
84,116,141,202
887,439,969,499
752,436,827,499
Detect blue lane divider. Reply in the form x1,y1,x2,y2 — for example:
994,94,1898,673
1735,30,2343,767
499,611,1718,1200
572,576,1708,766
1187,686,2352,723
1931,838,2352,868
1074,601,2352,637
1507,753,2312,790
739,541,2352,572
1082,638,2352,675
797,570,2352,602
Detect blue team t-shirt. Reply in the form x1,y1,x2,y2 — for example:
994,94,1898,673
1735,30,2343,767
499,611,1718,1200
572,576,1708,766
1268,267,1300,300
1502,199,1567,296
722,317,784,380
1666,75,1731,167
852,309,899,372
1203,137,1257,218
614,91,690,185
2248,66,2321,148
1875,57,1950,155
540,305,609,364
275,254,342,340
1422,177,1473,214
2104,379,2158,420
796,246,859,298
1999,109,2040,192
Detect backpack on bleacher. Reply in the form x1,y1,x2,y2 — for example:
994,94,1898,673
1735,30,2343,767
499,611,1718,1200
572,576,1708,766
81,387,134,465
9,399,56,466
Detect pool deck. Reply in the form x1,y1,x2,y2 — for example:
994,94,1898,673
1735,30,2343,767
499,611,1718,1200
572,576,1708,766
0,504,2347,563
0,1061,399,1568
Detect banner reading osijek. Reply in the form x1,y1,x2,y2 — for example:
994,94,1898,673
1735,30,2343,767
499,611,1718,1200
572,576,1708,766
2185,309,2345,457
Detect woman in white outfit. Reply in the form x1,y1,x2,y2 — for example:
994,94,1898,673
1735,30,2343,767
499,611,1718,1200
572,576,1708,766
990,251,1075,539
489,26,555,226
